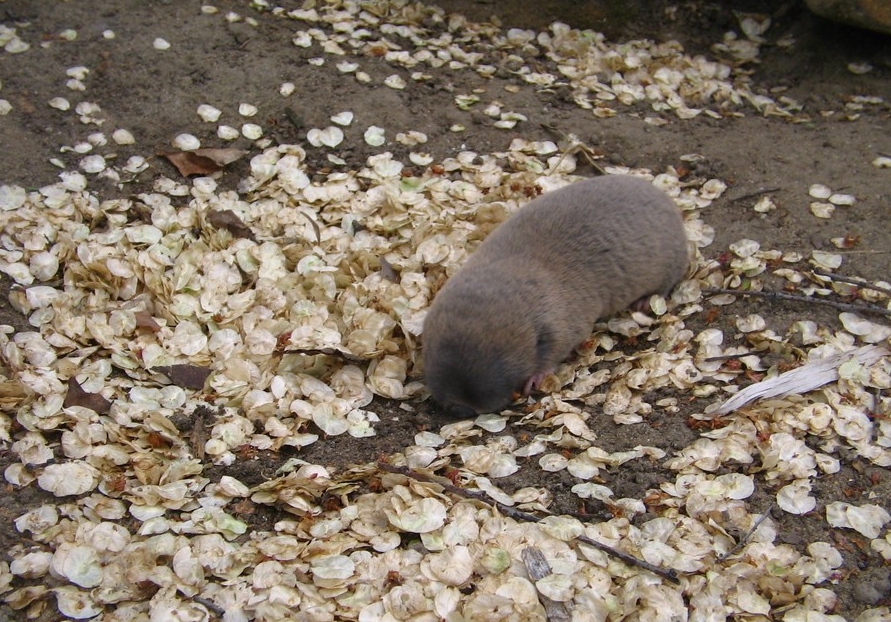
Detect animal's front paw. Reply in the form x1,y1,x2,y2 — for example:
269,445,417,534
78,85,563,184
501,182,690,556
523,369,554,396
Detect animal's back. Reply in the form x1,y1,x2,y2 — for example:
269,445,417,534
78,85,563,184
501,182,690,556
463,175,688,326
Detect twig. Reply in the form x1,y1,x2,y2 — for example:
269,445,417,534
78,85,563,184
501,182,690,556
812,268,891,297
571,532,683,582
704,352,756,362
716,506,774,562
711,345,887,416
378,462,680,584
192,408,207,461
539,123,607,176
827,249,888,255
728,187,781,203
523,547,571,621
703,287,891,317
280,346,367,363
193,596,225,618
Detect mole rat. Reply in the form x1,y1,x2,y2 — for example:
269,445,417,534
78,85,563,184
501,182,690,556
422,174,688,418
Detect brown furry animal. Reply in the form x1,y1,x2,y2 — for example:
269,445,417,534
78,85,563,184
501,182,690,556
422,174,689,418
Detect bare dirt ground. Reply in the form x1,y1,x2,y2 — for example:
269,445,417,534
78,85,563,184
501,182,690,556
0,0,890,620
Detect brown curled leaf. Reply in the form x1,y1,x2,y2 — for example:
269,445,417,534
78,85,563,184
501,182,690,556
64,377,112,414
153,364,212,390
207,210,256,241
160,151,220,177
160,148,247,177
134,311,162,332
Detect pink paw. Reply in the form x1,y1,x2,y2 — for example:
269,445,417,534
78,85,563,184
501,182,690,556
523,370,553,396
630,295,653,313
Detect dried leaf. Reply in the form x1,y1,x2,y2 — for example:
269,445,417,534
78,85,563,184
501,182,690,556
710,345,889,415
63,377,111,414
160,148,247,176
134,311,162,332
161,152,220,176
153,364,212,390
207,210,256,240
523,547,571,621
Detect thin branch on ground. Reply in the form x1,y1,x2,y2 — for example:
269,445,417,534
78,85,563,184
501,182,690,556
812,268,891,297
540,123,607,176
522,548,572,621
378,461,681,584
728,187,781,203
703,287,891,317
703,352,756,362
193,596,226,618
716,506,774,562
280,346,367,363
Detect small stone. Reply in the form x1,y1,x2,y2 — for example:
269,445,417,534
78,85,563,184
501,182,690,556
852,569,891,605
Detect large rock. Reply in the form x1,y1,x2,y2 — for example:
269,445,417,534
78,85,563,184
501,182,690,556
806,0,891,35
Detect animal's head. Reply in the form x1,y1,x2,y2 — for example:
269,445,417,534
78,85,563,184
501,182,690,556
422,322,533,418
